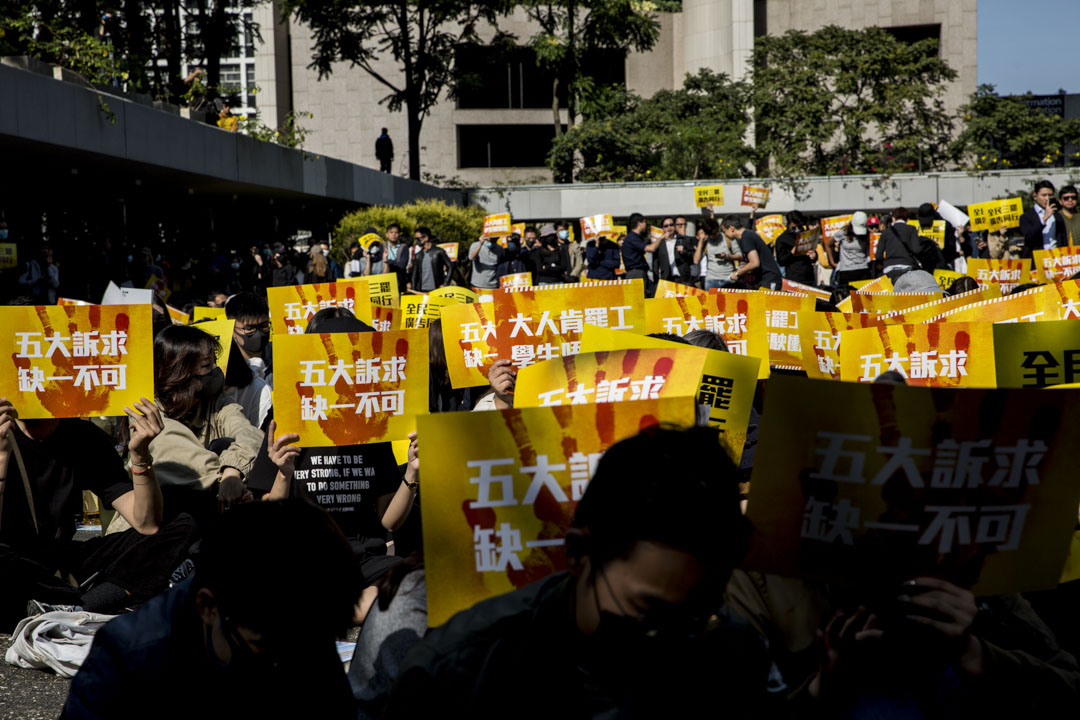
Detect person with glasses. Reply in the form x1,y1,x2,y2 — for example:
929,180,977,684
407,226,454,293
1058,185,1080,246
652,216,695,283
384,426,767,718
225,292,273,389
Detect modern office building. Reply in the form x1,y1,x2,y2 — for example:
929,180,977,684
252,0,978,186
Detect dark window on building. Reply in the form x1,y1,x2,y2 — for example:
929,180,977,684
883,24,942,55
456,46,624,110
458,124,566,168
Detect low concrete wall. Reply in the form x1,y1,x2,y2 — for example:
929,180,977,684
472,169,1079,220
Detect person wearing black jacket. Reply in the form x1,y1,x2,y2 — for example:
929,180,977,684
585,237,622,280
652,216,695,282
408,227,453,292
530,225,569,285
269,245,297,287
874,208,923,281
774,211,817,285
1019,180,1068,259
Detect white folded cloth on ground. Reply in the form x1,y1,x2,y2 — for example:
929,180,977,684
5,611,116,678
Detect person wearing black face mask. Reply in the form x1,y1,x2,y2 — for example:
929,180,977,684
530,224,570,285
386,426,770,719
65,500,358,719
225,292,273,389
106,325,264,535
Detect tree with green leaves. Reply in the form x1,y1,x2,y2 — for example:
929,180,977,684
751,25,957,178
523,0,663,181
282,0,511,181
950,85,1080,171
547,68,754,183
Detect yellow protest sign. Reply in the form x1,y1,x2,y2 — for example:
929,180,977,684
968,197,1024,232
879,287,999,325
194,306,226,322
438,242,459,262
357,232,381,249
741,185,769,207
869,231,880,261
580,213,614,242
763,291,814,369
793,226,820,256
798,311,883,380
602,224,627,240
694,185,725,207
966,258,1031,293
441,302,497,388
930,281,1080,324
192,318,235,373
273,329,428,447
933,269,966,291
655,279,708,299
744,376,1080,596
369,304,401,332
820,214,853,240
0,304,154,419
345,272,399,308
648,226,665,243
494,280,645,368
644,291,770,379
515,349,705,411
400,293,455,330
166,305,189,326
482,213,512,236
847,291,943,316
57,298,91,307
755,215,785,245
577,325,761,461
510,222,525,238
993,319,1080,388
0,243,17,269
1060,531,1080,585
915,219,947,249
430,286,479,305
782,279,831,301
1033,246,1080,283
268,280,371,335
499,272,533,289
145,274,170,302
850,275,893,293
419,397,698,626
840,321,996,387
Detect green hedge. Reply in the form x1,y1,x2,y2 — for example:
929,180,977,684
333,199,486,266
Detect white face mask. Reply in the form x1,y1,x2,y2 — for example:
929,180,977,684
321,249,330,257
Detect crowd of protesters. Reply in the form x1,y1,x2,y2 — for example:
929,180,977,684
0,178,1079,718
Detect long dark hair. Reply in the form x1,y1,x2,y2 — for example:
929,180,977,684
155,324,221,420
376,553,424,612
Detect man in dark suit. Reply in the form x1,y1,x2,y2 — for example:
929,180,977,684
652,216,695,283
1019,180,1068,259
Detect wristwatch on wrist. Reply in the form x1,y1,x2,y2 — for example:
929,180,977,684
403,477,419,491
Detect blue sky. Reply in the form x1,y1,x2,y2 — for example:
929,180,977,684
979,0,1076,95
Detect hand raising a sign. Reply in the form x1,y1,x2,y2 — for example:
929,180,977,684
123,397,164,468
0,397,16,458
488,359,517,409
899,577,982,674
265,419,302,501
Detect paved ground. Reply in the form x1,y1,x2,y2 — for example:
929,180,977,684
0,634,70,719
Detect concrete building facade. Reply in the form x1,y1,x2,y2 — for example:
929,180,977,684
253,0,978,187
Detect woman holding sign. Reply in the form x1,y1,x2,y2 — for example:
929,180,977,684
114,325,264,529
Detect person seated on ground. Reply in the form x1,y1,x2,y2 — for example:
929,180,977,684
224,292,273,388
108,325,263,533
473,359,516,411
892,269,945,296
222,338,271,431
428,319,474,412
258,307,414,624
350,435,425,719
0,397,197,629
62,500,358,720
383,426,772,719
948,275,980,295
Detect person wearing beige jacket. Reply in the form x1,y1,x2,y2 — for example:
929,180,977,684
109,325,264,534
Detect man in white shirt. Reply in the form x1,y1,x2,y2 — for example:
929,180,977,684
652,216,693,283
